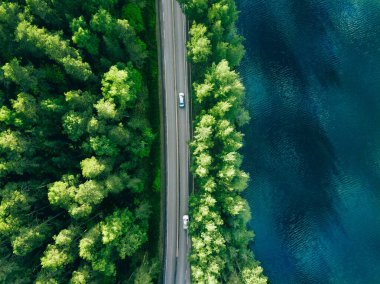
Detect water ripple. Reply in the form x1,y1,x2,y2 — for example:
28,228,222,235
238,0,380,283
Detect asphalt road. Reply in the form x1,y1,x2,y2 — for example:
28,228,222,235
159,0,191,283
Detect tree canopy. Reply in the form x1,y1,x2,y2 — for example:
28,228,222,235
0,0,160,282
181,0,268,282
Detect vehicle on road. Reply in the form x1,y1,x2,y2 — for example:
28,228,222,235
179,92,185,108
183,215,189,229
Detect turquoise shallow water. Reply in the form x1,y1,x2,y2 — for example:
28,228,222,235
236,1,380,283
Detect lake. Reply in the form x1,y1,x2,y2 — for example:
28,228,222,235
236,0,380,283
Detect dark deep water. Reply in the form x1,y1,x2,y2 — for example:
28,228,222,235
236,1,380,283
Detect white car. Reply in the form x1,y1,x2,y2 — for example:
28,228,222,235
183,215,189,230
178,92,185,108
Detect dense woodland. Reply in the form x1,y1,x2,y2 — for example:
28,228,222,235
0,0,160,283
178,0,268,283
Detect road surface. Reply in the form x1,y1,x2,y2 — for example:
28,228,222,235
158,0,191,283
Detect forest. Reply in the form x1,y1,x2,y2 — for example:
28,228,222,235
0,0,160,283
178,0,268,283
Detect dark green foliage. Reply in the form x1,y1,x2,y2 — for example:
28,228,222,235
177,0,209,20
133,254,160,284
122,3,145,33
0,0,159,282
181,0,267,283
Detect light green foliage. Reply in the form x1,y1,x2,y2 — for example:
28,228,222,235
11,92,39,123
101,65,142,109
40,226,80,271
0,184,34,236
65,90,96,111
69,204,93,219
16,20,92,80
94,98,117,120
191,114,215,157
35,274,59,284
195,152,212,177
193,80,213,104
0,130,28,153
80,156,108,178
86,117,106,134
71,16,99,55
0,130,33,176
12,224,50,256
222,195,246,215
187,22,211,63
2,59,38,92
88,135,119,156
75,180,105,206
62,111,89,142
90,9,114,34
48,176,77,209
70,265,91,284
190,193,226,283
208,0,238,31
0,3,20,27
79,207,149,276
182,0,267,282
0,106,13,125
240,263,268,284
206,60,244,101
194,60,245,123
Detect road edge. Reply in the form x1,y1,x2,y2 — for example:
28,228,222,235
156,0,167,282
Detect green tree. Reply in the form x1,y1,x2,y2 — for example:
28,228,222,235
122,3,145,33
71,16,99,55
0,0,159,281
177,0,208,19
181,0,267,281
2,59,38,92
207,0,238,32
94,98,117,120
79,207,149,276
48,175,77,210
187,22,211,63
133,255,160,284
101,64,142,109
40,226,80,271
12,224,51,256
25,0,60,26
16,20,92,80
240,263,268,284
62,110,90,142
80,156,110,178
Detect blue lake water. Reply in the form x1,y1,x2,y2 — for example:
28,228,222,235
236,1,380,283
